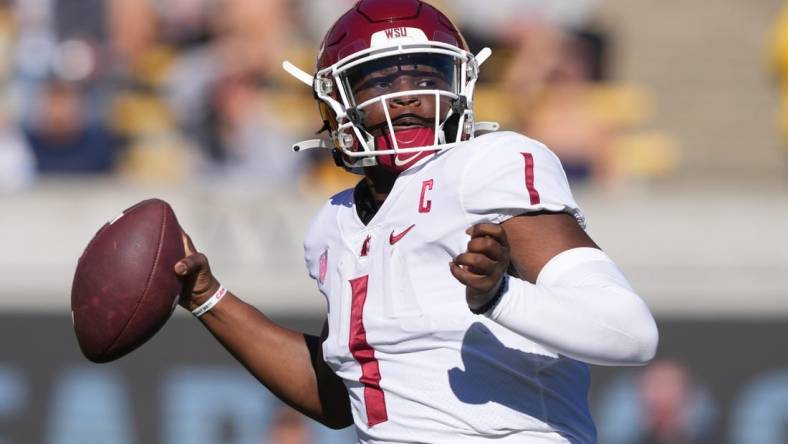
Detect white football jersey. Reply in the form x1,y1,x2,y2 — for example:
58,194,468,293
303,131,595,443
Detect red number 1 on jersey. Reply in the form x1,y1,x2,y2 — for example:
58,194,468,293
349,275,388,426
522,152,541,205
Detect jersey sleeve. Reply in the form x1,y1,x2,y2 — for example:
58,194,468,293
303,228,320,283
303,219,321,283
303,188,353,282
459,132,585,227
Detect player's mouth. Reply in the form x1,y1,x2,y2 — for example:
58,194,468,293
391,114,431,130
387,114,436,146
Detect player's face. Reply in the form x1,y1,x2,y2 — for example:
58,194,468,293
347,55,455,136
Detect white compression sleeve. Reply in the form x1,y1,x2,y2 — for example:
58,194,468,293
485,247,658,366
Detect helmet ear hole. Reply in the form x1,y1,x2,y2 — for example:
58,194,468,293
346,107,365,127
443,113,461,143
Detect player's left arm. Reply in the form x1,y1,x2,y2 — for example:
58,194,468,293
450,134,657,366
451,215,658,366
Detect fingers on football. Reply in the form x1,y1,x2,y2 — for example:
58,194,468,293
176,231,206,275
180,230,197,256
175,252,208,277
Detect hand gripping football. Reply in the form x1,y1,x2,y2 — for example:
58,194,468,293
71,199,184,363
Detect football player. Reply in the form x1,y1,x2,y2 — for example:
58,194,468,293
175,1,658,442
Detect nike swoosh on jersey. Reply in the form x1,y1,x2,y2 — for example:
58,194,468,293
394,152,419,166
389,224,416,245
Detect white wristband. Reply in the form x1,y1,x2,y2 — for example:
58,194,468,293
191,285,227,317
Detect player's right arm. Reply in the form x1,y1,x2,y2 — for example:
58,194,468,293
174,234,353,429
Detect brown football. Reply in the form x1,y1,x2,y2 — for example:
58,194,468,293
71,199,184,363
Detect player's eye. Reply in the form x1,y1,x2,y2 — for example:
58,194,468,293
417,78,437,88
371,79,393,90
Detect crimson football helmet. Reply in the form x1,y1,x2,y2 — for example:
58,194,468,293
284,0,497,173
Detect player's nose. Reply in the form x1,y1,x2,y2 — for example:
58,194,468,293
390,94,420,107
389,77,421,108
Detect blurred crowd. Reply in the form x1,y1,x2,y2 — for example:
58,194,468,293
596,359,717,444
770,2,788,169
0,0,679,195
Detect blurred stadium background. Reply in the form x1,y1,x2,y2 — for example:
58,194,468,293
1,0,787,443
